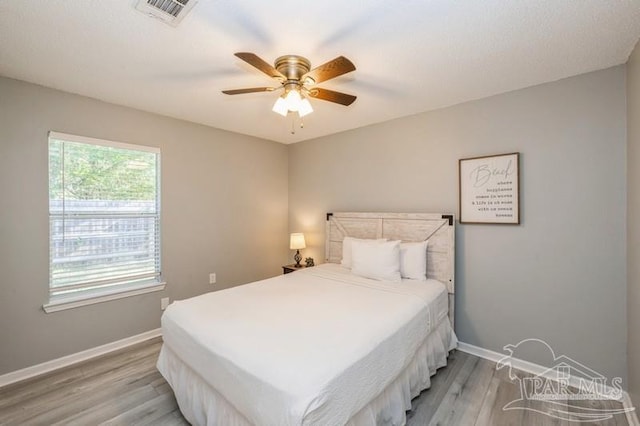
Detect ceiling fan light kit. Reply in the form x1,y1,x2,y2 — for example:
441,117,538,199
272,90,314,117
223,52,356,125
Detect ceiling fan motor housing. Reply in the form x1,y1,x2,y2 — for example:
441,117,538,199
275,55,312,83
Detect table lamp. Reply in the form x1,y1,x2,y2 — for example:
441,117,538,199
290,233,306,267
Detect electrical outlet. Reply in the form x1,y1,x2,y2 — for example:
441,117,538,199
209,273,216,284
161,297,169,310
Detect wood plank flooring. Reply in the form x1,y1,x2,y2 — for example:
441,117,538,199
0,338,630,425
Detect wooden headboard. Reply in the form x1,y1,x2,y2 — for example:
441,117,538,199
325,212,456,328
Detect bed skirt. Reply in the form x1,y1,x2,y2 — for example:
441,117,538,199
157,318,457,426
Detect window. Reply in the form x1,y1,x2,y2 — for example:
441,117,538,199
45,132,163,312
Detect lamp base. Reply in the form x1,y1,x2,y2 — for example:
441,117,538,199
294,249,302,267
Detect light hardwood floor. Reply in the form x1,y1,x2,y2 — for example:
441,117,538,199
0,338,630,426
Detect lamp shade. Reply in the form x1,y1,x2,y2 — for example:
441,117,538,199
285,89,302,111
298,98,313,117
272,96,288,116
290,233,306,250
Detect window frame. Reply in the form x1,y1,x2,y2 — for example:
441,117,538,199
43,131,165,313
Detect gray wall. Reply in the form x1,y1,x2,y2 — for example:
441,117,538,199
628,41,640,407
0,77,289,375
289,66,628,382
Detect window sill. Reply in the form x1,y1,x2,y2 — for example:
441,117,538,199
43,281,166,313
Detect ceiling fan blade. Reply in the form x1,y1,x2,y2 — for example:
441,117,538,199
234,52,285,81
308,88,357,106
222,87,277,95
302,56,356,85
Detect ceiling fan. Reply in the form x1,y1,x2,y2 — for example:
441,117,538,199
222,52,357,118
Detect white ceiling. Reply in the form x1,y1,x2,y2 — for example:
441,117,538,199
1,1,639,144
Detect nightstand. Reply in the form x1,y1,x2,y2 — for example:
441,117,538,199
282,264,310,274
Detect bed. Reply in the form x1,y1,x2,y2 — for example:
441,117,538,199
157,212,458,425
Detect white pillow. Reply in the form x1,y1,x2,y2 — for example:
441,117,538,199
341,237,386,268
351,240,402,282
400,241,428,281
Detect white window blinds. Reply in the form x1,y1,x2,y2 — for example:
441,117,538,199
48,132,161,300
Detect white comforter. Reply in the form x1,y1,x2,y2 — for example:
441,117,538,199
159,263,450,426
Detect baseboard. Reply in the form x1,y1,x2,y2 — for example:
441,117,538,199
457,341,638,424
0,328,162,389
458,341,553,379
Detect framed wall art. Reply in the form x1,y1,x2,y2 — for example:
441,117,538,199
459,152,520,224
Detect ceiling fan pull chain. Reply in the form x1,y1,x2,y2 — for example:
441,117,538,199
300,116,304,129
290,115,296,135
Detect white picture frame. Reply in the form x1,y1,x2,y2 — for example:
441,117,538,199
459,152,520,224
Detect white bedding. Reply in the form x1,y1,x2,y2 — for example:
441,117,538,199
158,263,456,426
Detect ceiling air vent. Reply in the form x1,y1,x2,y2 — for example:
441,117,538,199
135,0,198,26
